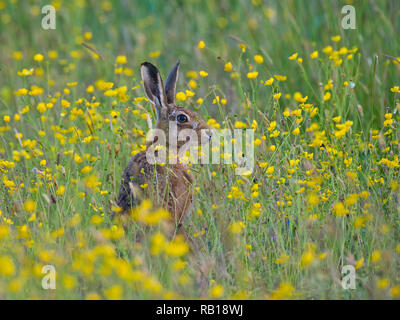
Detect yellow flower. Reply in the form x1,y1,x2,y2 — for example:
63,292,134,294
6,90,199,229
254,55,264,64
390,86,400,93
275,254,289,264
74,154,82,163
292,127,300,135
176,91,187,101
269,282,295,300
77,192,85,198
17,68,34,77
8,279,23,292
83,31,92,40
307,193,320,206
104,285,123,300
0,255,15,276
323,45,333,54
36,103,47,113
164,236,189,257
62,275,77,290
264,77,274,86
230,221,245,234
186,71,198,79
224,61,232,72
371,250,381,263
67,81,77,87
84,175,101,190
210,284,224,298
101,225,125,241
354,216,371,229
310,51,319,59
384,113,392,119
272,92,281,100
345,193,358,207
247,71,258,79
300,250,315,267
188,79,197,89
24,200,37,212
265,166,274,175
86,292,101,300
0,224,9,239
333,58,343,66
61,99,70,108
346,171,357,179
198,40,205,49
185,89,195,97
56,185,65,196
90,215,103,225
323,91,331,101
288,52,298,60
199,70,208,77
318,252,327,260
132,204,170,225
234,121,247,129
391,286,400,298
149,51,161,58
13,51,23,60
115,55,127,64
360,191,370,199
274,75,287,81
331,35,341,42
293,92,308,103
34,53,44,62
81,166,93,174
151,232,166,255
87,85,94,93
259,162,268,168
333,202,348,217
355,257,364,269
377,278,390,290
173,260,187,271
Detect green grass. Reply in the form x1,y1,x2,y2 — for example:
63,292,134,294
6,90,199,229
0,0,399,299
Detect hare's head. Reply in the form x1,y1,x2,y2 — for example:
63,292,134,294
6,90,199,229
141,61,211,150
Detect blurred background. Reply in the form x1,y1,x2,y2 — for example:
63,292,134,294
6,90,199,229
0,0,399,300
0,0,399,127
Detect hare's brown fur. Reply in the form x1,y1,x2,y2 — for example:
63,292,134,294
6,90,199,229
116,61,210,228
117,143,194,224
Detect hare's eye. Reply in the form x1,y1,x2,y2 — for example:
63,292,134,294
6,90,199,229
177,114,188,123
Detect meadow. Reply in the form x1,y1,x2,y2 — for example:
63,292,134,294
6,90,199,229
0,0,399,299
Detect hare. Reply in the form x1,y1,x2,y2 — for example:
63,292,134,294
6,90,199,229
116,60,211,234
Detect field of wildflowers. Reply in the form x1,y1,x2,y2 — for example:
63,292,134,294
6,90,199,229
0,0,399,300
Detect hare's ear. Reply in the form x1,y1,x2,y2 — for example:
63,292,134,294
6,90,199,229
164,60,180,104
141,62,168,119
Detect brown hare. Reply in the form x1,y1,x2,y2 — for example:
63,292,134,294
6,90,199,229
116,60,211,234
